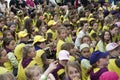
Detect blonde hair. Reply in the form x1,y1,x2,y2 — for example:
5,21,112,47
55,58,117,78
65,61,81,79
0,72,16,80
57,26,67,34
25,66,43,80
22,44,34,59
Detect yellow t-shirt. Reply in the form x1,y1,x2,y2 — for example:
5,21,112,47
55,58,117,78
0,66,8,74
65,34,73,43
14,43,26,62
102,25,109,31
89,30,98,41
17,59,37,80
46,29,57,40
34,50,44,68
56,39,65,58
108,59,120,77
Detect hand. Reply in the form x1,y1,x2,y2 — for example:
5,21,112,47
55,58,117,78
48,61,58,71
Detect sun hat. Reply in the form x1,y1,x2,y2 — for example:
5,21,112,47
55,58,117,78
18,31,28,39
106,43,119,51
33,35,46,44
48,20,57,27
80,43,89,51
100,71,119,80
58,50,69,60
89,50,109,65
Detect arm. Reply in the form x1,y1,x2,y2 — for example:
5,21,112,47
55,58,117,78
7,52,18,68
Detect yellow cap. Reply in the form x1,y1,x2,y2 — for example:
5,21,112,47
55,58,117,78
33,35,46,44
88,18,95,22
18,31,28,39
48,20,57,26
98,7,103,11
80,17,88,21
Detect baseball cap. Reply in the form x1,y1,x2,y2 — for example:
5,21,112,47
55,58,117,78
18,31,28,39
100,71,119,80
89,50,109,65
33,35,46,44
106,43,119,51
48,20,57,27
80,43,89,51
58,50,69,60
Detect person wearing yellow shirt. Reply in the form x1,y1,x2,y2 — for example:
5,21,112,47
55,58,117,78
79,43,91,80
17,45,37,80
89,21,99,41
14,31,29,62
56,26,67,58
46,20,58,42
109,24,119,42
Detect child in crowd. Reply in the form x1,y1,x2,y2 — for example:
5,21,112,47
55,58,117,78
89,50,109,80
65,61,82,80
52,50,69,80
14,31,29,62
79,43,91,80
61,42,76,61
2,37,18,76
25,61,57,80
75,21,89,49
106,42,120,58
56,26,67,58
0,72,16,80
17,45,37,80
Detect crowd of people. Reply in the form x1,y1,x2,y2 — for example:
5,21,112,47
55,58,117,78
0,0,120,80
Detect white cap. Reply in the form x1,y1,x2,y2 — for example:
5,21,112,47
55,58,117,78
58,50,69,60
106,43,119,51
80,43,90,51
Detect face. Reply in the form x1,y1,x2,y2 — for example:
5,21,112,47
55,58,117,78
59,60,68,67
6,18,10,25
111,27,119,35
68,66,81,80
41,27,47,33
6,40,16,50
10,12,14,18
32,69,43,80
82,37,91,45
81,48,90,58
83,23,89,31
22,35,29,42
28,47,36,58
93,23,98,31
98,56,109,67
40,42,46,49
104,31,110,41
0,21,4,28
9,24,16,32
6,32,13,38
59,30,67,40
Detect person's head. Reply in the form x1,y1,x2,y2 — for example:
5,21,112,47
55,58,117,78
109,24,119,36
9,12,15,19
80,21,89,32
58,26,67,40
65,61,81,80
0,48,7,61
18,31,29,42
22,45,36,59
0,72,16,80
61,42,75,54
81,35,92,45
80,43,90,58
100,71,119,80
25,66,43,80
58,50,69,67
33,35,46,49
48,20,57,30
3,37,16,50
101,30,112,43
8,22,16,32
106,43,120,58
90,50,109,68
0,18,4,28
3,30,14,39
40,26,47,33
91,21,98,31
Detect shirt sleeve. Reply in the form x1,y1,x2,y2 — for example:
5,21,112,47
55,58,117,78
7,52,18,68
81,59,91,69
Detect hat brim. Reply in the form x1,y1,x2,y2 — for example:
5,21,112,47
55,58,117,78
33,39,46,44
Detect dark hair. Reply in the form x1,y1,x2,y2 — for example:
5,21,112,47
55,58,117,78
2,37,14,48
36,19,42,29
61,42,74,51
109,24,118,30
